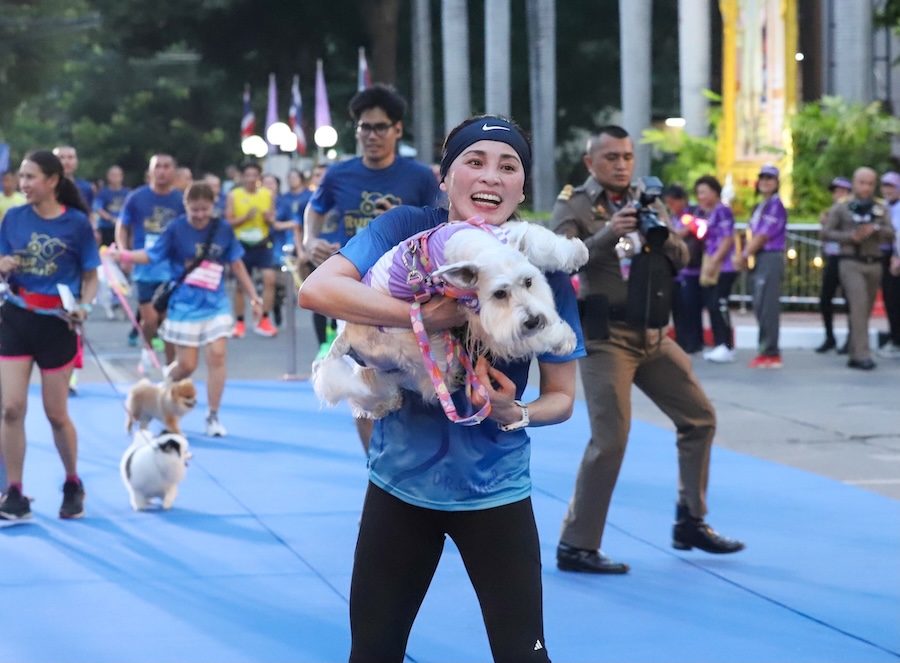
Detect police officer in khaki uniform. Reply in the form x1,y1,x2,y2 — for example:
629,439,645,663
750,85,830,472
822,167,896,370
552,125,744,574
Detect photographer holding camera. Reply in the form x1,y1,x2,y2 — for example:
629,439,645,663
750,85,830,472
551,125,744,574
822,167,895,370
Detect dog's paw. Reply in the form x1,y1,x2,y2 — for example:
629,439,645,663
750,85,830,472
563,238,589,272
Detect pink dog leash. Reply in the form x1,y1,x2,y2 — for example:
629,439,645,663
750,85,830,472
410,301,491,426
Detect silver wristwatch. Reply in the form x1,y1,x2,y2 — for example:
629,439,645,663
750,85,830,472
499,400,530,432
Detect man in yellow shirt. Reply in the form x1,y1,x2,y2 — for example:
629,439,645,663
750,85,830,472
225,161,277,337
0,171,26,223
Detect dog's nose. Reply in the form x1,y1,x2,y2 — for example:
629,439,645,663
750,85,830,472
523,314,545,331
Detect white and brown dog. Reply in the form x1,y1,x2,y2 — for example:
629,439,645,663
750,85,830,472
312,218,588,419
125,378,197,435
120,429,192,511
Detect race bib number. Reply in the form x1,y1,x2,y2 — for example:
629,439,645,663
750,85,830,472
184,260,224,290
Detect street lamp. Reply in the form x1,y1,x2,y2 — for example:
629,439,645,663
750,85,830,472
266,121,293,148
241,135,268,158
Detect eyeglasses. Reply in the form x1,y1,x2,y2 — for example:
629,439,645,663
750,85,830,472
356,122,395,137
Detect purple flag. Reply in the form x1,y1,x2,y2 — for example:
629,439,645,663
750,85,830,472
266,73,278,153
315,59,332,129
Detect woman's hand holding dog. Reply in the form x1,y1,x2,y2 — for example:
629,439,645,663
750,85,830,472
471,357,519,424
420,295,468,332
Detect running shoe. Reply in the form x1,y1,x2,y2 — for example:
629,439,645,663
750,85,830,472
59,479,85,519
703,344,736,363
205,414,227,437
0,486,32,522
254,317,278,337
233,320,246,338
747,355,783,369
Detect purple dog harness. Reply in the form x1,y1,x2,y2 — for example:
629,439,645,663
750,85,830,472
366,217,503,425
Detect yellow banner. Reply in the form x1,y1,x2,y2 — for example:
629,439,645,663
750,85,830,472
718,0,797,206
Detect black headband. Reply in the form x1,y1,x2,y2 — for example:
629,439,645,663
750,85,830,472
439,117,531,184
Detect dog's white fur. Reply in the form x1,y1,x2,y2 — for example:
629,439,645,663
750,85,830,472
312,220,588,419
125,378,197,435
120,430,192,511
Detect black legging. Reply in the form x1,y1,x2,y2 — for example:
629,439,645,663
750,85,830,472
349,483,551,663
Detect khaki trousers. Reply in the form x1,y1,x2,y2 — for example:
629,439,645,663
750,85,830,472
559,324,715,551
839,259,881,361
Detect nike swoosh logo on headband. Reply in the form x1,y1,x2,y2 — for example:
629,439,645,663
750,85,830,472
482,123,511,131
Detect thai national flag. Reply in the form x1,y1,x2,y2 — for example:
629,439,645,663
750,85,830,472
289,75,308,155
357,47,371,92
240,85,255,139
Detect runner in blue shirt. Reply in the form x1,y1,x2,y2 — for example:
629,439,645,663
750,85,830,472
110,182,261,438
93,165,130,247
300,114,582,663
116,154,185,375
0,150,100,523
303,83,441,453
53,146,94,210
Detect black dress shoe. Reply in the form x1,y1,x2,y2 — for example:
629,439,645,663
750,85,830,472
672,504,745,554
847,358,876,370
557,543,630,574
814,337,836,353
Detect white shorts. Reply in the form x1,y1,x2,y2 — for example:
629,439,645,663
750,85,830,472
160,313,234,347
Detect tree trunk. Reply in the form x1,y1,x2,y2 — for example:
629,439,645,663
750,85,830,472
442,0,472,134
485,0,511,117
412,0,436,164
527,0,557,213
358,0,400,85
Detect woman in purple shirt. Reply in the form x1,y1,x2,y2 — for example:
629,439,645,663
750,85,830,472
736,164,787,368
694,176,738,363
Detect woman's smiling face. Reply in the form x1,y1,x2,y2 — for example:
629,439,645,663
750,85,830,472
442,139,525,225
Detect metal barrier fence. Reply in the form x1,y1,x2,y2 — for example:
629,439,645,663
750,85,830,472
731,222,844,312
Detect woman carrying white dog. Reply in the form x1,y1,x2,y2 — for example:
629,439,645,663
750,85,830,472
299,115,584,662
111,182,261,437
0,150,100,522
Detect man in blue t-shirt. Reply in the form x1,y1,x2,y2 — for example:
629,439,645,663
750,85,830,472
53,146,94,210
116,153,185,375
93,165,130,248
303,84,440,454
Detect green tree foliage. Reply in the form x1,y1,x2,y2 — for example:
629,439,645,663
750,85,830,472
790,96,900,217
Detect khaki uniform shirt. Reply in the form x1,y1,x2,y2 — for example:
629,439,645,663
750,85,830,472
822,197,895,259
551,177,689,310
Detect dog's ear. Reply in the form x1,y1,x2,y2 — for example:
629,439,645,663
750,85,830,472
157,439,182,454
432,261,480,291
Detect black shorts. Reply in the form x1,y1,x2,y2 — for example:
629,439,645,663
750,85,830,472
98,226,116,248
0,303,78,371
136,280,165,305
240,241,274,272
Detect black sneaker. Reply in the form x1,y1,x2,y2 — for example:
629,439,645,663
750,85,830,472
59,479,85,520
0,485,33,522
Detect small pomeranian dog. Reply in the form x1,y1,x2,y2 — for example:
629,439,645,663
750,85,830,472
121,429,192,511
125,378,197,435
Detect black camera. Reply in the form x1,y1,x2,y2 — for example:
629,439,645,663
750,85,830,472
848,199,875,223
631,176,669,247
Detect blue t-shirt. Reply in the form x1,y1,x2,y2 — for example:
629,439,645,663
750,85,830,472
92,186,131,230
339,206,585,511
119,185,185,282
273,189,311,262
0,204,100,300
74,178,94,210
310,156,440,246
145,215,244,322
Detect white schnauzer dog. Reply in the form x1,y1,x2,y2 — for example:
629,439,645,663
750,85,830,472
312,217,588,420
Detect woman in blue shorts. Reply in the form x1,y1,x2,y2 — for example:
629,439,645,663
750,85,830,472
300,115,584,662
113,182,261,437
0,150,100,522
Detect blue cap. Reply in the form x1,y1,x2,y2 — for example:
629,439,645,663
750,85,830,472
881,171,900,189
829,177,852,191
758,164,780,178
